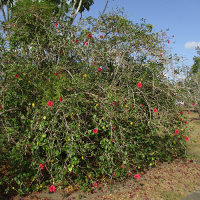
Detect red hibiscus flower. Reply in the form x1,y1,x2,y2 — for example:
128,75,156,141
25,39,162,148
93,128,98,134
184,121,188,124
88,33,93,39
180,111,183,114
93,182,98,188
97,67,102,72
40,164,45,170
182,134,185,138
49,185,55,193
100,35,103,38
185,136,189,141
168,40,170,44
153,108,158,113
192,102,195,106
113,101,117,106
112,125,115,130
138,82,142,88
59,96,62,102
174,129,179,135
47,101,53,107
175,129,179,134
75,40,78,44
62,51,65,55
15,74,19,78
134,174,140,180
55,22,58,27
55,72,58,76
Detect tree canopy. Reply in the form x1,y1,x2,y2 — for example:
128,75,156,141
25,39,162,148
0,0,94,23
190,47,200,74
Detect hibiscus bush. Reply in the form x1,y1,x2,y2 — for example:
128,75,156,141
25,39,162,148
0,9,190,196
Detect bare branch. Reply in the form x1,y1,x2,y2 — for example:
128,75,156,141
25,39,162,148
101,0,109,16
70,0,77,18
0,108,19,116
71,0,82,24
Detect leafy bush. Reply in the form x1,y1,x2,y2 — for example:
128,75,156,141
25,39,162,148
0,9,190,195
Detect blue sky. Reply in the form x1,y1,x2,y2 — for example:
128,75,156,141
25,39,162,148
81,0,200,68
0,0,199,68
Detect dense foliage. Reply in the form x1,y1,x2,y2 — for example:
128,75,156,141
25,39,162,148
0,7,190,196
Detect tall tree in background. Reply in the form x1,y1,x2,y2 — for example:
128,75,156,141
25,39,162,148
183,46,200,117
0,0,94,23
190,46,200,74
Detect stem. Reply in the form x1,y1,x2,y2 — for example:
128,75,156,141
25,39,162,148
0,108,19,116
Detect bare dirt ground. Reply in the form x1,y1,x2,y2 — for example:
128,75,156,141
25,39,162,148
3,111,200,200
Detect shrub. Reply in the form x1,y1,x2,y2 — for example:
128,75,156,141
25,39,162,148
0,10,189,195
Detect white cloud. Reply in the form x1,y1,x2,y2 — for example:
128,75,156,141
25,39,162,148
184,41,200,49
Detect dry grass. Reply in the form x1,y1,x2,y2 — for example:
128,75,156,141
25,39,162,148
12,111,200,200
185,112,200,161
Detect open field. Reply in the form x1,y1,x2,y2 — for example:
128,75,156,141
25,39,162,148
1,111,200,200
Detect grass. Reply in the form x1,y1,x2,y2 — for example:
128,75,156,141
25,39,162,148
186,112,200,161
4,111,200,200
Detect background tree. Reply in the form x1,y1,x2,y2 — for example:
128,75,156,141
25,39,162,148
0,0,94,23
181,47,200,117
190,47,200,74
